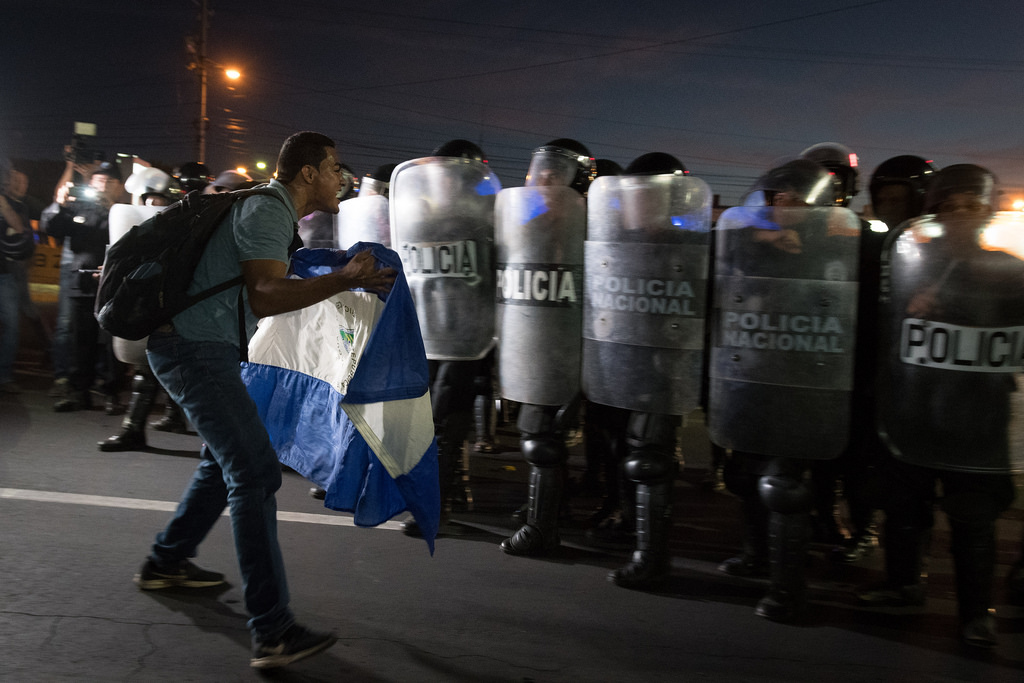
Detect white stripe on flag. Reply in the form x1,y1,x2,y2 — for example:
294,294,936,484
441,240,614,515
343,393,435,478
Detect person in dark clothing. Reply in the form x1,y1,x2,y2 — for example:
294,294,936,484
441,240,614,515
41,161,127,414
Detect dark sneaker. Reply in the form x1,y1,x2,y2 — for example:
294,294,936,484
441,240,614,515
250,624,337,669
133,558,225,590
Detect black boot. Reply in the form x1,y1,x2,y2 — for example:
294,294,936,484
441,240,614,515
54,391,91,412
951,521,999,648
857,524,928,606
756,511,810,622
610,482,672,589
501,465,562,556
151,401,188,433
1007,550,1024,607
97,428,147,452
719,495,771,577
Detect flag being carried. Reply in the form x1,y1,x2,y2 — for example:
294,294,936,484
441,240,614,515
241,243,440,552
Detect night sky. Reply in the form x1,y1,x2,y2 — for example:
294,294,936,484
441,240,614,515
3,0,1022,209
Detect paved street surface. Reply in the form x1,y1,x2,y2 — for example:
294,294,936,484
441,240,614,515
2,369,1023,682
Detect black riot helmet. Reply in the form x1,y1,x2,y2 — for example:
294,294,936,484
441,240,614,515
360,163,397,198
742,158,835,207
923,163,997,215
525,138,597,195
869,155,937,226
432,139,486,163
624,152,688,176
174,161,214,194
800,142,860,207
595,158,624,178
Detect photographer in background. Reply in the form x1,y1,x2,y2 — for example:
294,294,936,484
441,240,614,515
41,161,128,413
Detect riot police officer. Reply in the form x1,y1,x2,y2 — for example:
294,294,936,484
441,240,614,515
798,142,887,560
390,139,502,536
98,170,188,451
582,152,712,587
869,155,937,231
360,163,396,199
866,164,1020,648
497,138,594,556
334,163,395,250
172,161,214,195
711,158,862,620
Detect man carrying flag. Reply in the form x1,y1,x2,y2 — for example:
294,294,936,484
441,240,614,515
134,132,396,669
241,245,441,552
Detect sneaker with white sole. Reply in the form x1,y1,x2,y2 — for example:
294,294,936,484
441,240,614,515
133,558,225,590
250,624,337,669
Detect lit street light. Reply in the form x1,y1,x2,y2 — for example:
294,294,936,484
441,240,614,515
187,0,242,164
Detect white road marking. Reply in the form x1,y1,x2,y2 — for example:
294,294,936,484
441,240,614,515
0,488,405,530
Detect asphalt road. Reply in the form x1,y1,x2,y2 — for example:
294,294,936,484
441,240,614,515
2,370,1023,682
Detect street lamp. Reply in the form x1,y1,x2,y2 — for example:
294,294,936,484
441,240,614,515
188,0,242,164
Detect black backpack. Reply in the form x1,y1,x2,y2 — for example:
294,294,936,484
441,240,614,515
95,186,292,341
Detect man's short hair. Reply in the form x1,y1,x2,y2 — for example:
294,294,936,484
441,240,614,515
276,132,336,183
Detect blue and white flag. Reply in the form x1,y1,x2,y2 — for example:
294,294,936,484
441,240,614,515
241,243,440,552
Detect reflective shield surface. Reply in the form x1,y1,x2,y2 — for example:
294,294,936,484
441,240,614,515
877,211,1024,473
582,174,712,414
708,205,861,459
335,194,390,249
390,157,501,360
495,185,586,405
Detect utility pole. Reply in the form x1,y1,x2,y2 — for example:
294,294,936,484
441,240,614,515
187,0,211,164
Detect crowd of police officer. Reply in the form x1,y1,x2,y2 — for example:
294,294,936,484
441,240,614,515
366,138,1024,651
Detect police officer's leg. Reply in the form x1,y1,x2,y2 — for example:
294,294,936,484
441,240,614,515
756,459,813,622
582,402,630,526
857,457,933,606
501,403,566,556
1008,526,1024,607
403,360,475,537
98,365,159,451
152,393,189,433
610,412,679,588
718,451,770,577
941,471,1015,648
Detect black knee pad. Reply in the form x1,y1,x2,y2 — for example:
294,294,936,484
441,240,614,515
623,449,675,485
758,475,813,515
521,436,566,468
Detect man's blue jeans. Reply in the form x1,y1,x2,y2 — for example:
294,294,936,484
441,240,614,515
146,330,294,641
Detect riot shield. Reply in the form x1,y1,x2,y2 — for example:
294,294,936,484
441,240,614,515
582,174,711,414
108,204,163,364
390,157,501,360
495,185,586,405
335,194,390,249
298,210,336,249
877,211,1024,473
108,204,161,245
708,205,861,459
